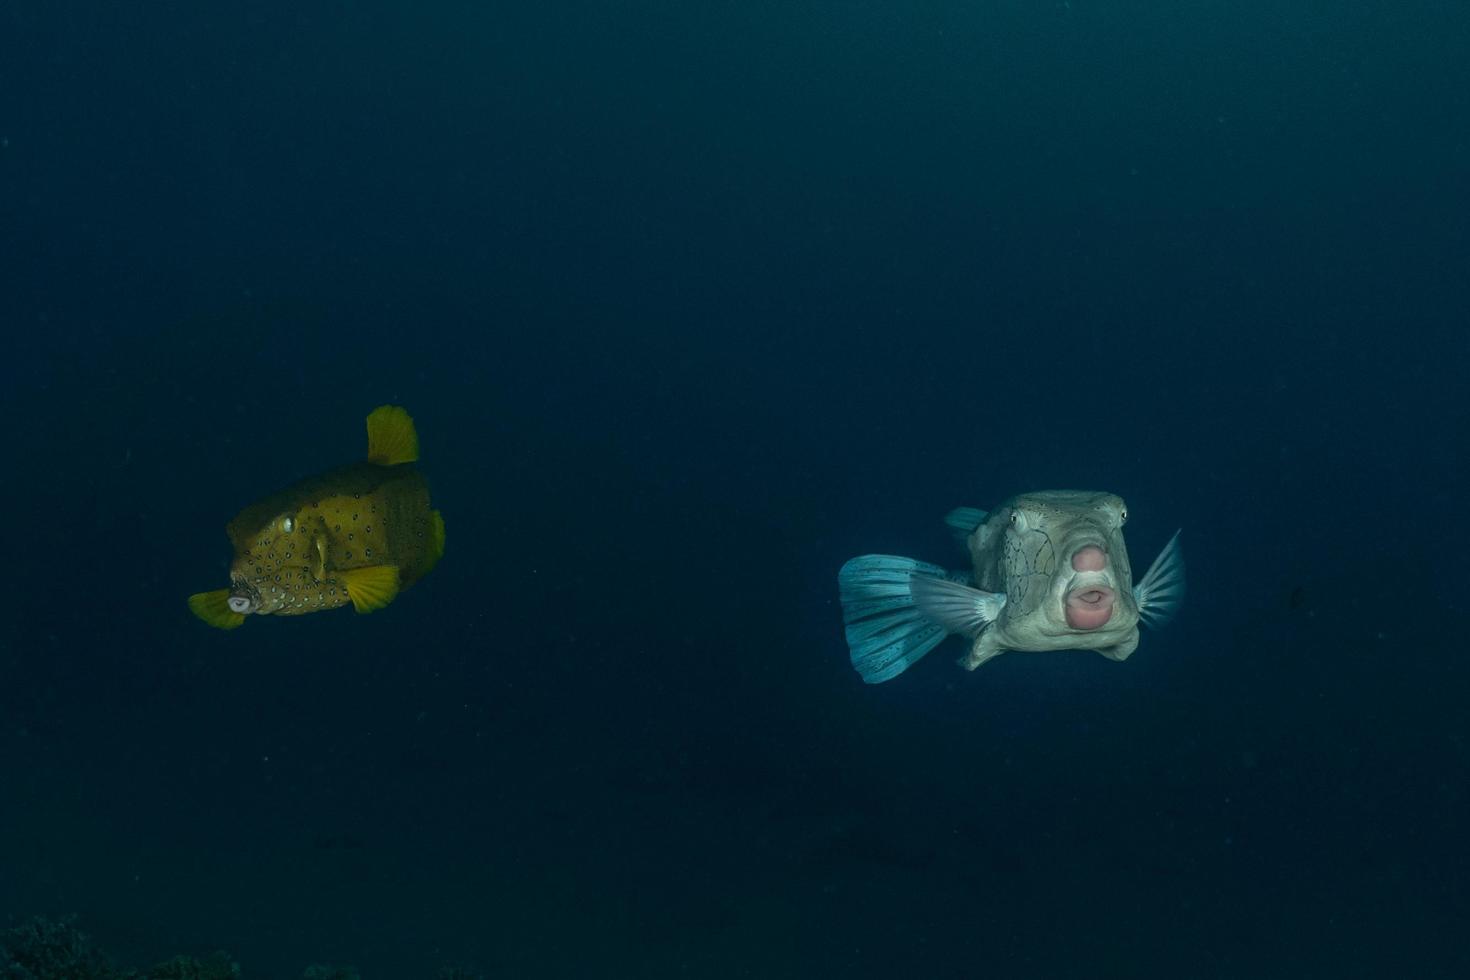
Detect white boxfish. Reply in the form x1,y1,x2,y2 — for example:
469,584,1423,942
188,405,445,629
838,491,1184,683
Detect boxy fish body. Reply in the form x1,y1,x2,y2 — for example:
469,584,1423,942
188,405,445,629
838,491,1183,683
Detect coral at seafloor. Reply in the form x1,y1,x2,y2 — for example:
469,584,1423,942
0,917,118,980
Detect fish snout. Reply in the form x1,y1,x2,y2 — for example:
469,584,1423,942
1071,545,1107,572
1064,544,1115,630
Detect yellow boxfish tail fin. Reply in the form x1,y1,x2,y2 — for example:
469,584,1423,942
188,589,247,630
343,564,400,613
365,405,419,466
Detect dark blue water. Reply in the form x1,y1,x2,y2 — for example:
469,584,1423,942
2,2,1467,976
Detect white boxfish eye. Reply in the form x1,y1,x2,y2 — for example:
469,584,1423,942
281,516,295,533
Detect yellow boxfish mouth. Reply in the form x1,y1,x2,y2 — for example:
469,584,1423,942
227,579,261,614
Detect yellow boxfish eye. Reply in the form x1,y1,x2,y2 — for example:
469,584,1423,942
281,516,295,533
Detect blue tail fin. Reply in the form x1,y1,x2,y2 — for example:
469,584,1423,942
838,555,952,684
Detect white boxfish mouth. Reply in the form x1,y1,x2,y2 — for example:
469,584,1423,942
1064,584,1115,630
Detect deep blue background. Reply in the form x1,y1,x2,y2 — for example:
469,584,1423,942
2,1,1468,976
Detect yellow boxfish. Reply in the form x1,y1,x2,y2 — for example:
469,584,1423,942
188,405,445,629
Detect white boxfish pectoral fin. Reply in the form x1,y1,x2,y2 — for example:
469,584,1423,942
1134,529,1186,628
943,507,989,542
838,555,959,684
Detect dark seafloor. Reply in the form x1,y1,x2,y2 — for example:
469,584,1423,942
1,2,1467,977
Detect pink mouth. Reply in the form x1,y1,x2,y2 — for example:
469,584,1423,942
1065,585,1115,630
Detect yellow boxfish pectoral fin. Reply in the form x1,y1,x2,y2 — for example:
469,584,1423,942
365,405,419,466
187,589,247,630
313,534,329,583
342,564,401,613
424,509,447,572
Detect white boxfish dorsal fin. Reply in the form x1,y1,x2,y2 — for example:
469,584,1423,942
365,405,419,466
943,507,988,542
1134,529,1186,628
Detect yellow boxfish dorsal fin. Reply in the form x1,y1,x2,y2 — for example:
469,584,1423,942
365,405,419,466
343,564,400,613
188,589,247,630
